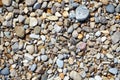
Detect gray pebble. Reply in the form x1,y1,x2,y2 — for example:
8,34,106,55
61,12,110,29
4,32,11,38
25,0,37,6
18,15,25,23
109,68,118,75
115,4,120,13
69,10,76,19
116,47,120,52
41,73,48,80
56,59,64,68
67,26,74,33
106,4,115,13
33,3,41,9
95,17,99,23
53,24,61,33
41,2,47,9
58,54,64,60
76,5,89,21
95,31,101,37
111,32,120,44
30,64,37,72
0,67,10,75
12,42,19,52
72,30,78,38
41,55,48,61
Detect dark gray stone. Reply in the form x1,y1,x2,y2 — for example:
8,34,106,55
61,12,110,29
75,5,89,21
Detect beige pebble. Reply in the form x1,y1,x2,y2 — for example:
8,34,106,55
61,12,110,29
47,16,58,21
26,45,34,54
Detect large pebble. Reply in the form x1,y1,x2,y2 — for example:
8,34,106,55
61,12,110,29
70,70,82,80
111,32,120,44
76,5,89,21
41,55,48,61
56,59,64,68
34,26,40,34
29,17,38,27
0,67,10,75
109,68,118,75
2,0,12,6
106,4,115,13
15,26,25,38
26,45,34,54
25,0,37,6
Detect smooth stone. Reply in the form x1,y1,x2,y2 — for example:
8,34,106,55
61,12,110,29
100,0,108,5
95,17,100,23
0,67,10,75
26,45,34,54
5,13,13,21
56,59,64,68
76,42,86,50
41,2,47,9
67,26,74,33
106,4,115,13
116,47,120,52
70,70,82,80
15,26,25,38
64,76,69,80
94,75,102,80
106,53,114,58
55,12,62,17
99,17,107,24
76,5,89,21
34,26,40,34
4,32,11,38
115,4,120,13
47,16,58,21
25,0,37,6
18,15,25,23
72,30,78,38
101,36,106,42
30,64,37,72
40,35,46,41
33,3,41,9
69,10,76,19
2,0,12,6
58,54,64,60
41,55,48,61
12,42,19,52
109,68,118,75
95,31,101,37
29,34,40,39
29,17,38,27
111,32,120,44
53,24,61,33
41,73,48,80
24,53,34,60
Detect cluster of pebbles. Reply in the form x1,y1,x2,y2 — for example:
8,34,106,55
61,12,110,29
0,0,120,80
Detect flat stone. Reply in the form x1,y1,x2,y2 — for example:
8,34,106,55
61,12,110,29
33,3,41,9
56,59,64,68
41,55,48,61
29,34,40,39
0,67,10,75
15,26,25,38
26,45,34,54
47,16,58,21
101,36,107,42
12,42,19,52
76,5,89,21
2,0,12,6
30,64,37,72
109,68,118,75
25,0,37,6
70,70,82,80
106,4,115,13
29,17,38,27
111,32,120,44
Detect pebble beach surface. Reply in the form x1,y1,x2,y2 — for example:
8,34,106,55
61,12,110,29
0,0,120,80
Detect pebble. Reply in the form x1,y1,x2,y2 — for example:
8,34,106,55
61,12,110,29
59,73,64,79
64,76,69,80
5,12,13,21
53,24,61,33
0,67,10,75
62,11,69,17
30,64,37,72
4,31,11,38
40,35,46,41
109,68,118,75
111,32,120,44
47,16,58,21
106,53,114,59
34,26,40,34
25,0,37,6
95,31,101,37
115,4,120,13
24,53,34,60
12,42,19,52
2,0,12,6
56,59,64,68
106,4,115,13
70,70,82,80
41,73,48,80
101,36,107,42
94,75,102,80
29,17,38,27
72,30,78,38
55,12,62,17
41,2,47,9
75,5,89,21
67,26,74,33
77,42,86,50
15,26,25,38
29,34,40,39
33,3,41,9
41,55,48,61
18,15,25,23
26,45,34,54
69,10,76,19
100,0,108,5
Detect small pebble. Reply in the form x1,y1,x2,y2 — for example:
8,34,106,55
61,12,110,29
106,4,115,13
26,45,34,54
29,17,38,27
72,30,78,38
15,26,25,38
56,59,64,68
41,55,48,61
30,64,37,72
33,3,41,9
25,0,37,6
29,34,40,39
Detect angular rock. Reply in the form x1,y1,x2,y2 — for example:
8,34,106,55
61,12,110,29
76,5,89,21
